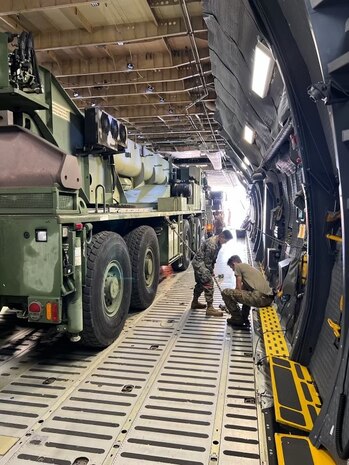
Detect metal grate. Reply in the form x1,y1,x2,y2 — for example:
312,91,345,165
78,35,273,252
116,307,226,465
260,306,289,358
59,194,74,210
0,193,53,209
0,238,261,465
219,325,260,464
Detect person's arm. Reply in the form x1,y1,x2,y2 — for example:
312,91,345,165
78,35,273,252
234,263,243,290
204,240,216,273
235,276,243,290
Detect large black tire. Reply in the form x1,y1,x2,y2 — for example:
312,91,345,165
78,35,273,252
172,219,192,272
82,231,131,348
124,226,160,310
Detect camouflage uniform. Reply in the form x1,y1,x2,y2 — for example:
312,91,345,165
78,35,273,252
192,236,221,305
222,288,274,323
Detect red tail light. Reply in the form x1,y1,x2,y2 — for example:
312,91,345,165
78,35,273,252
29,302,42,313
52,303,59,322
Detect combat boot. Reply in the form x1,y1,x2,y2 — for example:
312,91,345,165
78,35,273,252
227,317,250,328
241,304,251,324
206,305,223,317
191,298,206,309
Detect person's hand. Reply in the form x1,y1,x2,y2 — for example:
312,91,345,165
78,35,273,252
203,282,213,290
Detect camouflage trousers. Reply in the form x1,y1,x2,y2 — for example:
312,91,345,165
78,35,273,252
222,288,274,322
193,265,214,305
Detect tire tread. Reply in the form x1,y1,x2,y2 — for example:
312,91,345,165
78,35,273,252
81,231,130,347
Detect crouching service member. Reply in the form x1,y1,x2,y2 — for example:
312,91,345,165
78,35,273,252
191,230,233,317
222,255,274,326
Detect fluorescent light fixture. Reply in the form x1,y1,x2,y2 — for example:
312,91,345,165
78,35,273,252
243,124,255,144
243,156,251,166
251,41,275,98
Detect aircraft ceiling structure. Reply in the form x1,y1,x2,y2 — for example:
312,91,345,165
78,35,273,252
0,0,229,171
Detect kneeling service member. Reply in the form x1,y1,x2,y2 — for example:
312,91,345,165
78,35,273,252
222,255,274,326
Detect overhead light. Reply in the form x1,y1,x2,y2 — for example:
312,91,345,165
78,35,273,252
73,91,79,97
243,156,251,166
117,41,124,46
91,102,96,108
251,41,275,98
91,1,100,6
243,124,255,144
168,106,174,114
159,96,165,103
127,62,134,70
145,85,154,94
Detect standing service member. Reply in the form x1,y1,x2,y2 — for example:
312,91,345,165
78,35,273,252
191,230,233,317
223,255,274,326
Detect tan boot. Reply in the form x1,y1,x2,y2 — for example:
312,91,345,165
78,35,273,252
206,305,223,317
191,299,206,309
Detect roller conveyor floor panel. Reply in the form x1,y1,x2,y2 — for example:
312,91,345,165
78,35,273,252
0,239,261,465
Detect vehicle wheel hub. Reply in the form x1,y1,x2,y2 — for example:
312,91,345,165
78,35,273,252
103,261,123,316
106,276,119,300
144,249,155,287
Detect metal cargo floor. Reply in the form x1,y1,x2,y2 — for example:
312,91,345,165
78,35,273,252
0,249,260,465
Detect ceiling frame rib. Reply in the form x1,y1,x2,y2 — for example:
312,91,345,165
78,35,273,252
1,0,222,154
148,0,198,6
79,97,215,107
60,66,211,89
129,129,217,136
0,0,99,15
87,106,214,118
40,49,210,77
69,78,213,99
128,120,218,129
61,7,92,33
0,15,25,30
33,16,206,51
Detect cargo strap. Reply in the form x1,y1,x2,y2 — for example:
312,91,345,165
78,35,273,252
275,434,336,465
